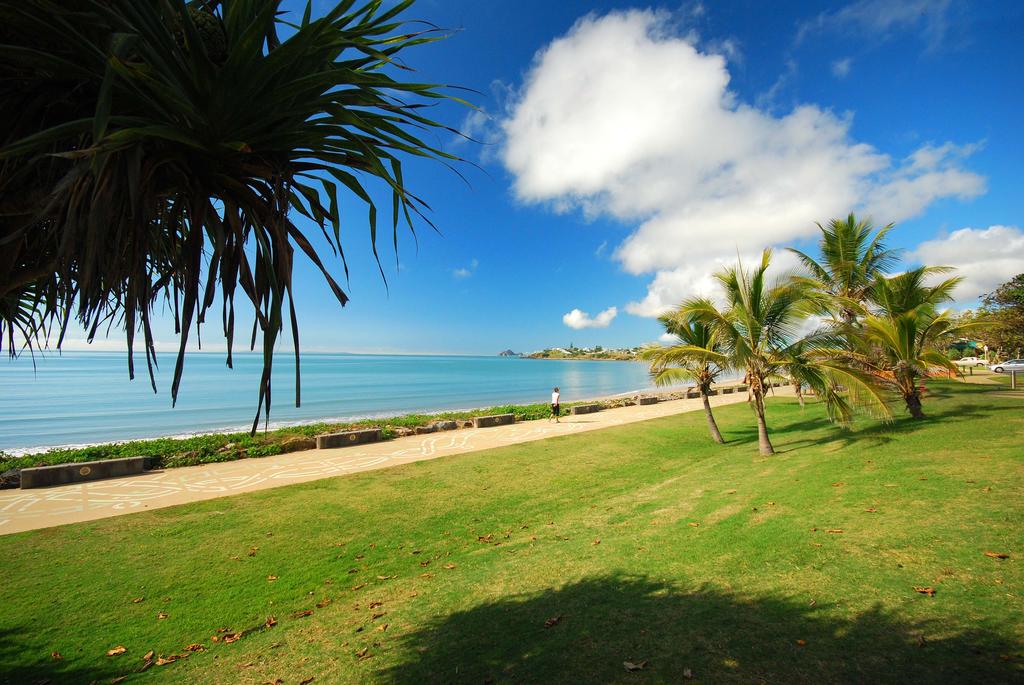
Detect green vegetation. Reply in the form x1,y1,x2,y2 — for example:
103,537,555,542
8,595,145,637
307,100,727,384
0,381,1021,683
0,0,465,432
639,316,726,443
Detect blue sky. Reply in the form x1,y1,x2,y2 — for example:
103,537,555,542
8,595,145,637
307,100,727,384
67,0,1024,355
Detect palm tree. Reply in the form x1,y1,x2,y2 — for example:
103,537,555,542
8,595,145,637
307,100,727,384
840,268,976,419
639,313,727,444
788,214,902,324
0,0,467,432
683,250,887,455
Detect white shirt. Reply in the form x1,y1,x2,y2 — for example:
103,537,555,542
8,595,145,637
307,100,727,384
551,391,560,404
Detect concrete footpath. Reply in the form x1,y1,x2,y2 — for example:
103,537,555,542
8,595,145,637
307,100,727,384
0,389,775,535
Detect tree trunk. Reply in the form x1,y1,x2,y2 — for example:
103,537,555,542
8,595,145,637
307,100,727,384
753,390,775,455
792,379,804,408
700,391,725,444
904,391,925,419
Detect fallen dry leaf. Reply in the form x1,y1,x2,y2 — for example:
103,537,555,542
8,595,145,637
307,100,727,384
155,654,183,666
544,615,563,628
593,538,601,545
826,529,844,534
865,508,877,513
683,667,693,679
443,563,456,570
292,610,314,619
267,575,278,582
316,598,332,608
300,678,315,685
217,627,229,633
132,597,144,604
419,572,434,579
248,547,258,557
688,522,700,528
917,634,927,647
376,623,389,632
107,646,127,657
985,551,1010,559
914,586,936,596
184,644,205,652
623,660,648,671
832,482,845,487
350,583,366,591
157,612,169,619
371,612,386,620
796,639,807,646
369,601,384,609
377,575,396,580
419,560,430,567
111,676,128,684
355,647,369,658
264,680,284,685
478,534,494,542
223,632,244,644
265,616,278,629
51,651,63,661
143,650,154,661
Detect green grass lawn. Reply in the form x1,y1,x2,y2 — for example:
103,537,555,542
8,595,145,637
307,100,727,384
1,380,1022,684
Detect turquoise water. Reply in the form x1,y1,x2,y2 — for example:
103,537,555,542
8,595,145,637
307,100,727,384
0,352,661,452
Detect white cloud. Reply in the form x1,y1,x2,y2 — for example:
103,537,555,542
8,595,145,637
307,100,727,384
796,0,954,50
452,258,479,279
500,10,984,317
911,225,1024,304
563,306,618,329
626,249,805,317
595,240,608,256
831,57,852,78
658,332,676,343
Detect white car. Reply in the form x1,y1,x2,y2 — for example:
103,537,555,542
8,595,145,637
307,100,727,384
956,356,988,367
990,359,1024,373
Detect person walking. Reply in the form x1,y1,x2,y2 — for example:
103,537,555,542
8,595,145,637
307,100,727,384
550,386,561,423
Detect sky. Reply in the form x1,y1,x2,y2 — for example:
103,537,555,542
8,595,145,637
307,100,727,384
62,0,1024,356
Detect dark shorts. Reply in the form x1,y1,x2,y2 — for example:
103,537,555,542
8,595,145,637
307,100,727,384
551,403,560,416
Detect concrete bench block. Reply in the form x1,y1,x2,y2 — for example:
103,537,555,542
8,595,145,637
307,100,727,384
721,387,734,394
706,389,719,396
686,390,700,399
570,404,602,415
735,385,748,392
472,413,515,428
636,396,659,405
432,420,458,431
20,456,153,489
317,428,382,449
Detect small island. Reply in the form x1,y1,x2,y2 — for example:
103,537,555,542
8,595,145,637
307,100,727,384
525,345,639,361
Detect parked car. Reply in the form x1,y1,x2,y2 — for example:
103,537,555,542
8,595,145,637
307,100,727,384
990,359,1024,373
956,356,988,367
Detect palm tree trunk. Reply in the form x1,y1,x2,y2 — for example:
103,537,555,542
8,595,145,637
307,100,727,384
792,379,804,408
700,390,725,444
753,389,775,455
904,390,925,419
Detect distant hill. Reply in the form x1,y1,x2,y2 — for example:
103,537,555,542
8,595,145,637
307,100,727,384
497,349,522,357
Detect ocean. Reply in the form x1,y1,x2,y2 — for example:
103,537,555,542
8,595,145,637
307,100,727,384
0,352,662,453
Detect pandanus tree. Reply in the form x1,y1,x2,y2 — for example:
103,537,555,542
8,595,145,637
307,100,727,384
0,0,466,432
788,213,902,324
841,268,975,419
683,250,886,455
639,313,726,444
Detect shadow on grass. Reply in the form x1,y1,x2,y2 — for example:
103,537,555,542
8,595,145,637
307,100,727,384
723,396,1020,453
0,626,118,685
379,576,1020,684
